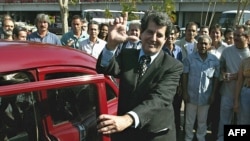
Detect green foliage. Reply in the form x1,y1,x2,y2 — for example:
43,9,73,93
120,1,140,20
164,0,176,23
148,0,176,23
150,4,164,12
69,0,78,4
104,9,113,19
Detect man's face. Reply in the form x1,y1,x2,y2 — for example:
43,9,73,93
37,20,49,32
185,25,197,42
166,29,176,45
210,28,222,42
197,38,210,55
71,19,83,33
234,27,249,49
140,21,167,56
199,28,209,35
17,31,27,41
3,20,14,36
245,21,250,28
82,22,88,32
224,32,234,45
128,24,140,38
87,24,99,38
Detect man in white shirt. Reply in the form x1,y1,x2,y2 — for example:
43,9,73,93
79,20,106,59
175,22,198,61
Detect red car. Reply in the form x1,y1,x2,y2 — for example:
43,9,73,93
0,41,118,141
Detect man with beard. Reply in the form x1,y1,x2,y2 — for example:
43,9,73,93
1,18,15,40
27,13,61,45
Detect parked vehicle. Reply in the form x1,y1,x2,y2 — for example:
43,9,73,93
82,9,145,24
48,23,63,35
0,41,119,141
218,10,250,28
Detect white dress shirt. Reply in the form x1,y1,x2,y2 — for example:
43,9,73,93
79,38,107,59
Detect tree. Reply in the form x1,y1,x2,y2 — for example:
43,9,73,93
58,0,78,34
202,0,249,27
120,0,142,21
234,0,249,26
164,0,176,23
58,0,69,34
149,0,176,24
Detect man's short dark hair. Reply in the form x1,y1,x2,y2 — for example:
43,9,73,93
13,26,27,37
88,20,99,28
140,11,173,37
209,24,223,35
71,15,82,21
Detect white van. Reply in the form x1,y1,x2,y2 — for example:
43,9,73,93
218,10,250,27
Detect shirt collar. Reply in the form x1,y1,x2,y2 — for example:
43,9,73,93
139,49,159,64
87,38,100,44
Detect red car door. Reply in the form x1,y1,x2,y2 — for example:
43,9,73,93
0,74,113,141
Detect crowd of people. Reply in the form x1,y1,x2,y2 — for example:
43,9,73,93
1,11,250,141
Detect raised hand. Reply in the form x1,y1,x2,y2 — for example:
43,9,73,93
106,12,128,50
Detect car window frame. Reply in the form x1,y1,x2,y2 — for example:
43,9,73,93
0,74,110,141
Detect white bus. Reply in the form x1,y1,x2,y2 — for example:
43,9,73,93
218,10,250,28
82,9,145,24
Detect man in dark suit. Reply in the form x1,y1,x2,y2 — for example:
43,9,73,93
96,11,183,141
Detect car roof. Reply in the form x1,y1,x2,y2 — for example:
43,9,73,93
0,41,97,73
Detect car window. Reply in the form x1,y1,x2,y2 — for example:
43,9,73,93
47,84,98,124
0,91,44,141
45,72,85,80
45,72,101,141
105,76,119,101
0,72,44,141
0,71,34,84
106,83,116,101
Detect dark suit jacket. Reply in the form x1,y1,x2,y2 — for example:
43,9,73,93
96,48,183,141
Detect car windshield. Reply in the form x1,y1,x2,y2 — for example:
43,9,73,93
218,13,236,28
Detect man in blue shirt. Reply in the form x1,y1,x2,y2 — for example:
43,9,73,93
27,13,61,45
182,34,220,141
61,15,88,49
162,25,182,139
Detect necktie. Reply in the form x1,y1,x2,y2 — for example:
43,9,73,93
138,55,151,81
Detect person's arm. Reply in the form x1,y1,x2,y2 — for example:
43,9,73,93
220,53,228,81
182,58,189,103
100,47,117,67
209,77,219,104
209,59,220,104
60,34,67,46
234,63,244,113
96,12,133,75
182,73,189,103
